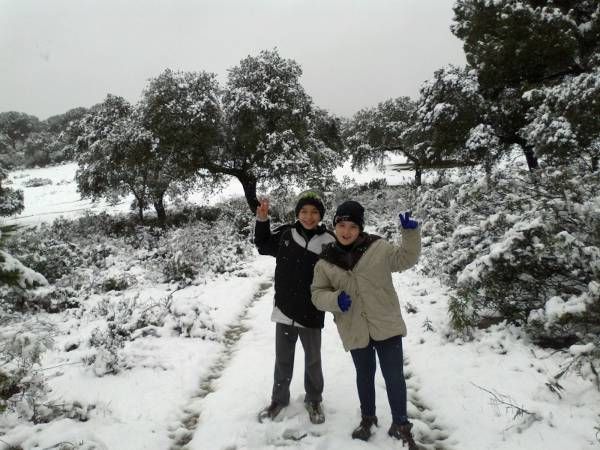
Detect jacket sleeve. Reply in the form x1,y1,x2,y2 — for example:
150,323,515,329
311,261,342,312
254,220,284,257
386,227,421,273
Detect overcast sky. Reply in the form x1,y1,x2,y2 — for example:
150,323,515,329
0,0,465,120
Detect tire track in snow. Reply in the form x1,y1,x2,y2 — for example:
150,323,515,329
167,280,273,450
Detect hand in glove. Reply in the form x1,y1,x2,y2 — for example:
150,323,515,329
399,211,419,229
338,291,352,312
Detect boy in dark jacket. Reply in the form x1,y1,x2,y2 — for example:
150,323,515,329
255,191,335,424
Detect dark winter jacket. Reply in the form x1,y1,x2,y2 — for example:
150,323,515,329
255,220,336,328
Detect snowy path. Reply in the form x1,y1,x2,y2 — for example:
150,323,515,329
168,257,456,450
168,280,274,449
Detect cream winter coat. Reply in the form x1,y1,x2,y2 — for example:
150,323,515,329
311,228,421,351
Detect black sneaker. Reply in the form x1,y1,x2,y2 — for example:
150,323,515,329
388,421,417,449
351,415,378,441
257,401,285,423
304,401,325,424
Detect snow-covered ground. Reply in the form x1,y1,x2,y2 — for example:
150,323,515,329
5,254,599,450
3,162,600,450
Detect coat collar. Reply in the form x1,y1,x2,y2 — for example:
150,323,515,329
320,233,381,270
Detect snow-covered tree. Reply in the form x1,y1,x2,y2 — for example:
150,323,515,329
75,86,223,223
22,131,61,167
0,167,24,217
345,67,504,184
0,112,42,151
0,133,14,169
75,95,156,222
405,66,503,177
451,0,600,170
77,51,343,215
0,112,42,169
137,69,224,220
216,49,344,211
522,69,600,171
344,97,418,179
42,107,89,165
44,107,88,134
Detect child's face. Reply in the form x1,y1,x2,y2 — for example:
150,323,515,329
335,221,360,245
298,204,321,230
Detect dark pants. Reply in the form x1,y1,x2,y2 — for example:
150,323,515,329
350,335,408,425
272,323,323,405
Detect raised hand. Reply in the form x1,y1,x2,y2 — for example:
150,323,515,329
399,211,418,229
256,198,270,221
338,291,352,312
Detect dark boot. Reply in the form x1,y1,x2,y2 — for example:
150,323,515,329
351,415,378,441
304,401,325,424
257,401,286,423
388,421,417,449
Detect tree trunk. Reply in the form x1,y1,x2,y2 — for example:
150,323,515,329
523,146,539,171
414,167,422,186
132,192,145,224
237,173,259,213
153,194,167,224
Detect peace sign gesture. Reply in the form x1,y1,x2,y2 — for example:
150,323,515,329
256,198,270,221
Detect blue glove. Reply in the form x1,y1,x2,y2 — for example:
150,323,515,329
399,211,419,229
338,291,352,312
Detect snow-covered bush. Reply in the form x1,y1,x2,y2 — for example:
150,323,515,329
85,298,135,376
86,325,126,377
417,166,600,348
2,221,101,313
100,274,133,292
412,178,461,262
0,226,48,314
6,232,85,284
158,219,253,283
32,400,95,424
5,200,257,306
22,177,52,188
0,168,24,217
216,197,256,237
166,296,217,339
85,295,172,376
29,287,80,314
553,341,600,392
0,322,53,420
0,249,48,290
151,201,255,285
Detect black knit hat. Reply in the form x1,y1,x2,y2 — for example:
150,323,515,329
333,200,365,230
295,190,325,219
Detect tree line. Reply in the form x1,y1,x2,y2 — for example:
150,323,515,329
1,0,598,224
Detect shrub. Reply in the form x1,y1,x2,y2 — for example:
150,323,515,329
5,229,87,283
157,217,253,283
0,322,53,419
101,275,133,292
417,166,600,348
22,177,52,188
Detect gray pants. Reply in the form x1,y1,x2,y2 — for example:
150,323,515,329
272,323,323,405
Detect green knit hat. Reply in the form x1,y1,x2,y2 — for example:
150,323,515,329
294,190,325,219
